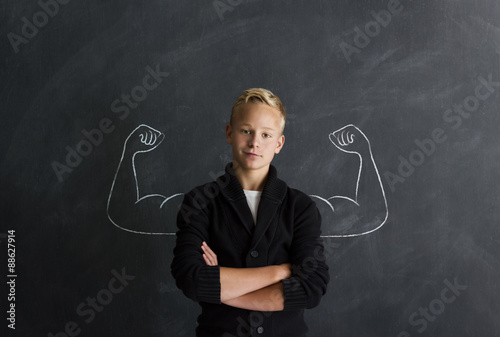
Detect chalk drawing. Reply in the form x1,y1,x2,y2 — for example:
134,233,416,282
310,124,389,237
107,124,183,235
108,124,387,238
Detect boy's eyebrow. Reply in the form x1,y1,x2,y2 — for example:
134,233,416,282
240,123,277,131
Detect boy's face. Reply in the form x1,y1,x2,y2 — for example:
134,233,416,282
226,102,285,175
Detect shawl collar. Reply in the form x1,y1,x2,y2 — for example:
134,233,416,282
216,163,287,239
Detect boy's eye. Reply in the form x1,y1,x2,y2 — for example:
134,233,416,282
262,133,271,138
241,129,250,134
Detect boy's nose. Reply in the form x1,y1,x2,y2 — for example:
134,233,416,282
248,135,259,147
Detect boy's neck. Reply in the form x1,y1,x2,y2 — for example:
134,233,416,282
233,165,269,191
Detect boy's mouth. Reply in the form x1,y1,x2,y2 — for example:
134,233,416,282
244,152,261,157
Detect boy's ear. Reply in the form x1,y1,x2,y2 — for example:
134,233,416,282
275,134,285,154
225,124,233,144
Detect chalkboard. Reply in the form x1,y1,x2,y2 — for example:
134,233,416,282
1,0,500,336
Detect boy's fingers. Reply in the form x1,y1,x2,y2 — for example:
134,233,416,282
204,250,214,260
201,242,218,266
202,242,216,256
201,244,211,255
203,254,214,266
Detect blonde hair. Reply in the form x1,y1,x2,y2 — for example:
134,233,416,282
230,88,286,132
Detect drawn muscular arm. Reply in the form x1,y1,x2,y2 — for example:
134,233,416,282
107,124,182,234
311,125,388,237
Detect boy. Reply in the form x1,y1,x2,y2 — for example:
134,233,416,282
171,88,329,336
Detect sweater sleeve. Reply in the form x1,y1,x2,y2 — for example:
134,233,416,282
282,198,330,310
170,190,221,304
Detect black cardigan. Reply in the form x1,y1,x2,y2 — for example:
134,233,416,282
171,163,330,337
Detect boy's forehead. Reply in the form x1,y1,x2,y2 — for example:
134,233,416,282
234,103,282,123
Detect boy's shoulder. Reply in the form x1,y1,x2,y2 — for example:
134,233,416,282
182,164,234,205
285,185,317,207
267,166,316,208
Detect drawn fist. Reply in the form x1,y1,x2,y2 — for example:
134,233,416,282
329,124,370,155
125,124,165,154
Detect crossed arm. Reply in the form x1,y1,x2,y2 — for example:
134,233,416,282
201,242,290,311
171,189,329,312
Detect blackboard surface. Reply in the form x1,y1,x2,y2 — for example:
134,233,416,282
1,0,500,336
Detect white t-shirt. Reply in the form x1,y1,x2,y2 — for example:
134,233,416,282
243,189,262,225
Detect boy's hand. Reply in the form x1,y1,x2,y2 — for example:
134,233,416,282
201,241,291,279
278,263,292,280
201,241,218,266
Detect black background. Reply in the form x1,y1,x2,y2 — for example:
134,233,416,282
1,0,500,336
